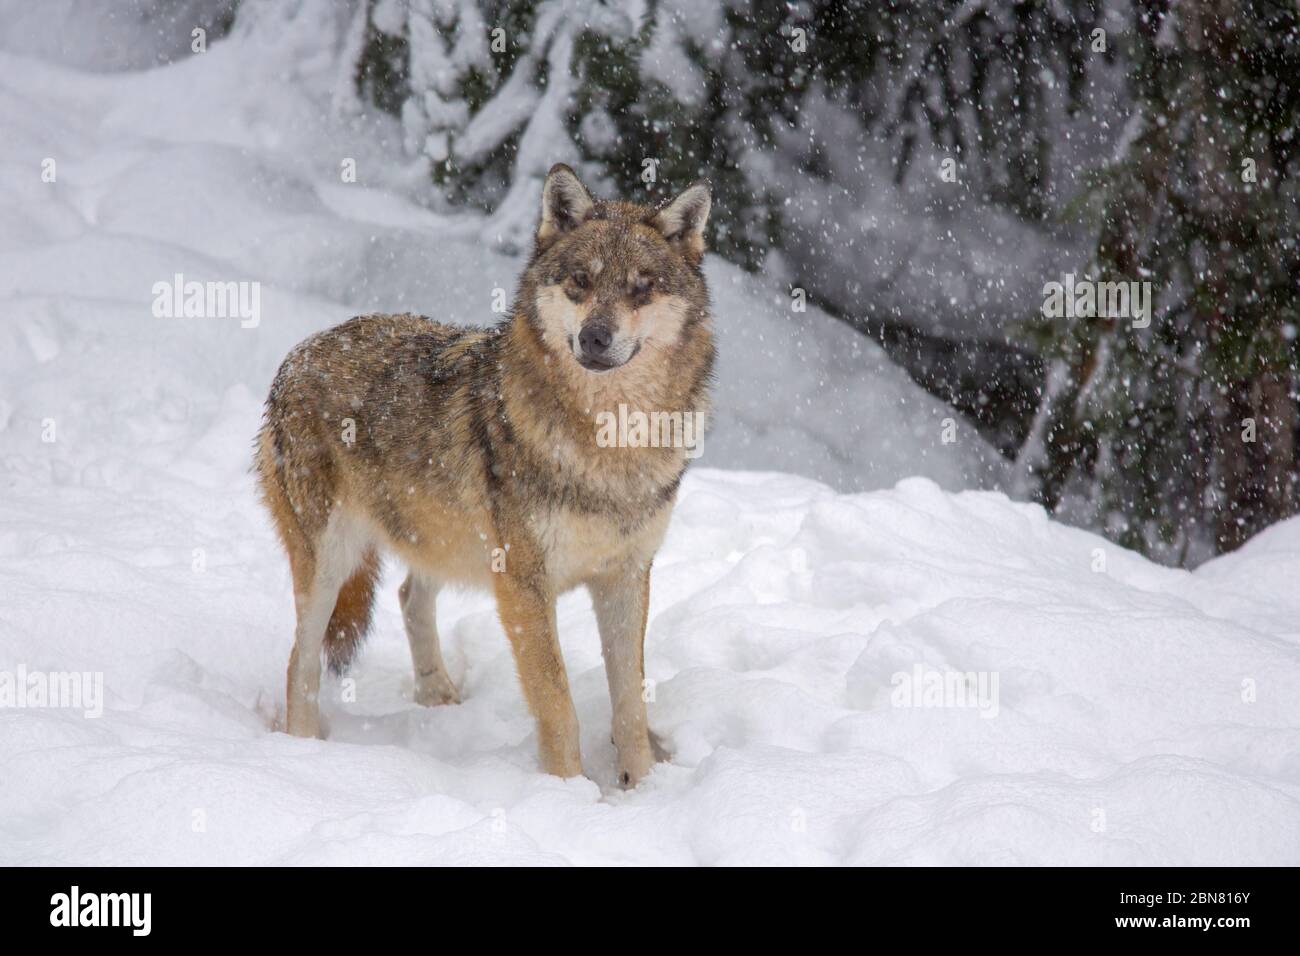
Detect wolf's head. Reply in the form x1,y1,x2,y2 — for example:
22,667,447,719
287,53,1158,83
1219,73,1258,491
521,164,712,375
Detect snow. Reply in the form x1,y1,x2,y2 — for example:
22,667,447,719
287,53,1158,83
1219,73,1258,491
0,0,236,72
2,9,1298,866
641,2,709,108
4,457,1300,864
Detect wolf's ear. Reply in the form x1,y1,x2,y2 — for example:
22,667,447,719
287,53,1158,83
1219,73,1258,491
537,164,595,250
652,180,711,264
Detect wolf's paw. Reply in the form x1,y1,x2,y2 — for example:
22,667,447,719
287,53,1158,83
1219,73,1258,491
615,744,656,789
285,710,322,739
414,672,461,707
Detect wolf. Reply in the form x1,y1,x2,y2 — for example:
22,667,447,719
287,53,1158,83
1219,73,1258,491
254,165,714,786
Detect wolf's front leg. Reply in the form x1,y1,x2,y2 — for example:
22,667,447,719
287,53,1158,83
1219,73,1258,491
493,562,583,778
589,559,655,788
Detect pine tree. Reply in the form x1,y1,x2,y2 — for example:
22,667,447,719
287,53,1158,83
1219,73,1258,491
350,0,1101,262
1016,0,1300,563
568,1,802,267
351,1,889,265
354,0,538,208
869,0,1103,218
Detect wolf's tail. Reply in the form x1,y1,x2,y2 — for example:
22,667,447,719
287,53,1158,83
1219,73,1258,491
324,549,380,675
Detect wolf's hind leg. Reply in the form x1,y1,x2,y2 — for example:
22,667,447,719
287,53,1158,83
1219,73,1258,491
285,511,367,738
399,570,460,706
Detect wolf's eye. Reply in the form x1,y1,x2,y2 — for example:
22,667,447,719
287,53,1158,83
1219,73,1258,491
571,271,590,290
630,276,654,298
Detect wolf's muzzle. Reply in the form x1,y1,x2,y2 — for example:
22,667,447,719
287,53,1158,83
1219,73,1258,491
575,317,637,372
578,320,614,360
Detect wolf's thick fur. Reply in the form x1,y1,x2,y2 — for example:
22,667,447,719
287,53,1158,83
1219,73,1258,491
255,165,714,785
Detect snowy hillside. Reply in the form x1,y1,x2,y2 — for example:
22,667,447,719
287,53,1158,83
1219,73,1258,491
2,8,1299,867
0,14,1004,497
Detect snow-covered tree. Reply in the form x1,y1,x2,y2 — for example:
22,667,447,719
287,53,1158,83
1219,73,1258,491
352,0,1106,262
1016,0,1300,562
354,0,534,205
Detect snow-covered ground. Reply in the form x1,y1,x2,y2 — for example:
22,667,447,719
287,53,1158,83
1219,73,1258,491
4,462,1300,865
2,11,1299,866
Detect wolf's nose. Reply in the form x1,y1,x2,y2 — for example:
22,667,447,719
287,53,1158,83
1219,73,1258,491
579,322,613,357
